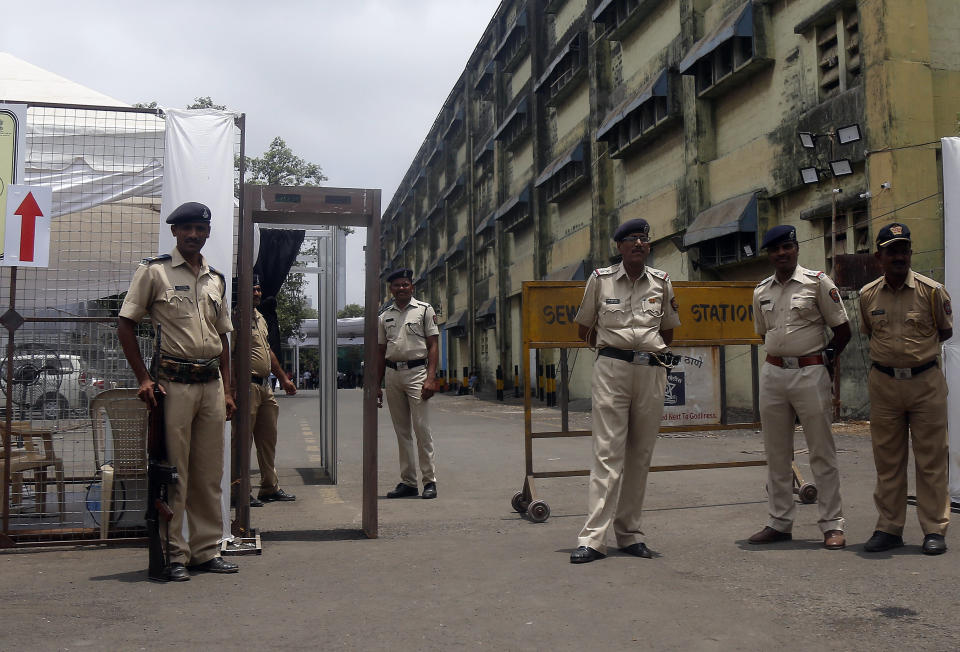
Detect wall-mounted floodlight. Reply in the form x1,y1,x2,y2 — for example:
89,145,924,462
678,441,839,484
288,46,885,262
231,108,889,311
836,124,861,145
829,159,854,176
800,166,820,184
798,132,817,149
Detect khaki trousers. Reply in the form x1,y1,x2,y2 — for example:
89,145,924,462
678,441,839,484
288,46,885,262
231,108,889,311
759,363,844,533
231,383,280,496
578,356,665,554
868,366,950,536
385,366,436,487
160,378,226,566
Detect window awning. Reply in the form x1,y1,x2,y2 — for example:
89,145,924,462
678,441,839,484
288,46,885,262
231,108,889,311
475,210,497,235
535,141,585,187
535,32,582,91
412,169,426,187
443,174,465,201
682,192,759,247
475,298,497,321
443,109,464,139
443,310,468,330
427,142,444,166
544,260,588,281
678,1,754,74
426,257,445,275
596,69,669,140
444,237,467,261
495,187,531,220
493,98,528,141
591,0,616,23
474,136,495,164
494,10,528,61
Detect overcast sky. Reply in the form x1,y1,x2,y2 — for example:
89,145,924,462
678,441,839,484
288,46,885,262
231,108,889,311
1,0,501,304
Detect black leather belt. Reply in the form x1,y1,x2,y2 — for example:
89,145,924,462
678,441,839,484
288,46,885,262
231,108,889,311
872,360,937,379
251,374,269,385
598,347,658,365
385,359,426,370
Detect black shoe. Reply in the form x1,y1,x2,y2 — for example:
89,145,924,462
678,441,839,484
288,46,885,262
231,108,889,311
620,542,653,558
166,562,190,582
922,533,947,555
421,482,437,499
570,546,606,564
259,488,296,502
864,530,904,552
386,483,419,498
249,495,264,507
188,557,239,574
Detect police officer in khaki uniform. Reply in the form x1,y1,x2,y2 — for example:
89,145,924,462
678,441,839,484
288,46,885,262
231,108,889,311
231,275,297,509
749,225,851,549
117,201,238,581
377,268,441,499
859,223,952,555
570,218,681,564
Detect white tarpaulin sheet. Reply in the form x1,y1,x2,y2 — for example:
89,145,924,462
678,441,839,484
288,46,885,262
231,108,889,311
160,108,238,543
942,137,960,502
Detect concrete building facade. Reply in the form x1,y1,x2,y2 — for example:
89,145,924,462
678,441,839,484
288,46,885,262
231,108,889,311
379,0,960,407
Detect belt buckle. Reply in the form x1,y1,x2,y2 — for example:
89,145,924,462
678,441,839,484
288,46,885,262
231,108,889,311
893,367,912,380
396,361,408,370
632,352,649,365
781,357,800,370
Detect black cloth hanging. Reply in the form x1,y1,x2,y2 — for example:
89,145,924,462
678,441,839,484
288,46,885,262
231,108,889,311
253,228,305,356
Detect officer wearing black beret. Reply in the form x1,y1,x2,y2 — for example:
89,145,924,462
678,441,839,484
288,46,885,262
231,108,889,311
859,222,953,555
377,268,441,499
749,224,851,549
117,200,238,580
569,218,681,563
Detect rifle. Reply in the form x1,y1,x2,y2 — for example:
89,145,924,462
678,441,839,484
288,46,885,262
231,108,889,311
146,325,179,582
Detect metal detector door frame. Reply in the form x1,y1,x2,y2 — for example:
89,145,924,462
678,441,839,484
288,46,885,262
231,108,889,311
237,185,381,539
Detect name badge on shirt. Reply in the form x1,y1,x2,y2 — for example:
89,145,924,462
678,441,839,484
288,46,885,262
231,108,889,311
175,285,190,291
605,299,621,305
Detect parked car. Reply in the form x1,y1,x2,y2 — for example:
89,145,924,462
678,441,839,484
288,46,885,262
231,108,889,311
0,354,98,419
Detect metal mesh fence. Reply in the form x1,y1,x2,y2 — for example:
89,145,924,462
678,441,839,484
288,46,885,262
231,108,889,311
1,103,242,545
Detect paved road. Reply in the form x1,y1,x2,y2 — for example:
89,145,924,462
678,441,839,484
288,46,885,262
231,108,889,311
2,389,958,650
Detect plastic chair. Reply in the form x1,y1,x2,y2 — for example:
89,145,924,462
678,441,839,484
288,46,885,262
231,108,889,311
0,421,65,519
90,388,148,539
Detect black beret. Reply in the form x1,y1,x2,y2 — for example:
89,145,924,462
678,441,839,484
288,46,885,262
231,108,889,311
876,222,911,247
165,201,212,225
613,218,650,242
386,268,414,283
761,224,797,249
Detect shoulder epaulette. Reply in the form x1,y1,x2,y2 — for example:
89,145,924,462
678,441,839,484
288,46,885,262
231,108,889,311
859,276,883,294
140,254,171,265
912,272,942,289
756,275,774,287
647,267,668,280
803,269,825,279
208,265,226,282
594,266,615,276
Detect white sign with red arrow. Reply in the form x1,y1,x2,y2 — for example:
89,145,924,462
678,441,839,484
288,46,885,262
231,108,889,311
2,185,52,267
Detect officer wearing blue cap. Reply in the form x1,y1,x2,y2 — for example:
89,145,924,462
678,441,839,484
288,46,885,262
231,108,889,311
749,224,851,549
569,218,681,563
117,200,238,580
859,222,953,555
377,268,441,499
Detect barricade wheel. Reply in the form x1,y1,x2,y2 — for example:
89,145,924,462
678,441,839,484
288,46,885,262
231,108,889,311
798,483,818,504
511,491,527,514
527,499,550,523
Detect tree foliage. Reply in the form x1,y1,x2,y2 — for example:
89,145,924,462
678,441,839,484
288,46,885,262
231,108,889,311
276,270,317,342
187,96,228,110
337,304,364,318
245,137,328,186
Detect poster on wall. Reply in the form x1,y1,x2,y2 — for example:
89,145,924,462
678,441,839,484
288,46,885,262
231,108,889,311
0,103,28,260
660,346,721,426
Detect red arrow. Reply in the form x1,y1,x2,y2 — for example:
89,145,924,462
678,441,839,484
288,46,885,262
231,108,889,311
14,192,43,263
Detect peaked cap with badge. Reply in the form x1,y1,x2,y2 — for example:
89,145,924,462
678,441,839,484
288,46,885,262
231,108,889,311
613,218,650,242
166,201,212,225
876,222,911,247
761,224,797,250
386,268,414,283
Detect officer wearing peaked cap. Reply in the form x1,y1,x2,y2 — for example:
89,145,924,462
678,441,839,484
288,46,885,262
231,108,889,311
117,201,239,580
377,268,441,499
859,223,953,555
569,218,681,563
749,224,851,550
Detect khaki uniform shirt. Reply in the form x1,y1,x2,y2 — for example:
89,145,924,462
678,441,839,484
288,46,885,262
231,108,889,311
119,248,232,360
236,308,272,377
753,265,848,357
859,269,953,367
574,263,681,352
378,297,440,361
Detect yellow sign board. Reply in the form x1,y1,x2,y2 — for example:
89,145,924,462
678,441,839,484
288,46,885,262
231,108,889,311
522,280,760,346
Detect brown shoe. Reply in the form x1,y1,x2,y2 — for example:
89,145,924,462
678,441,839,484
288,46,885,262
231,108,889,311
748,526,792,544
824,530,846,550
